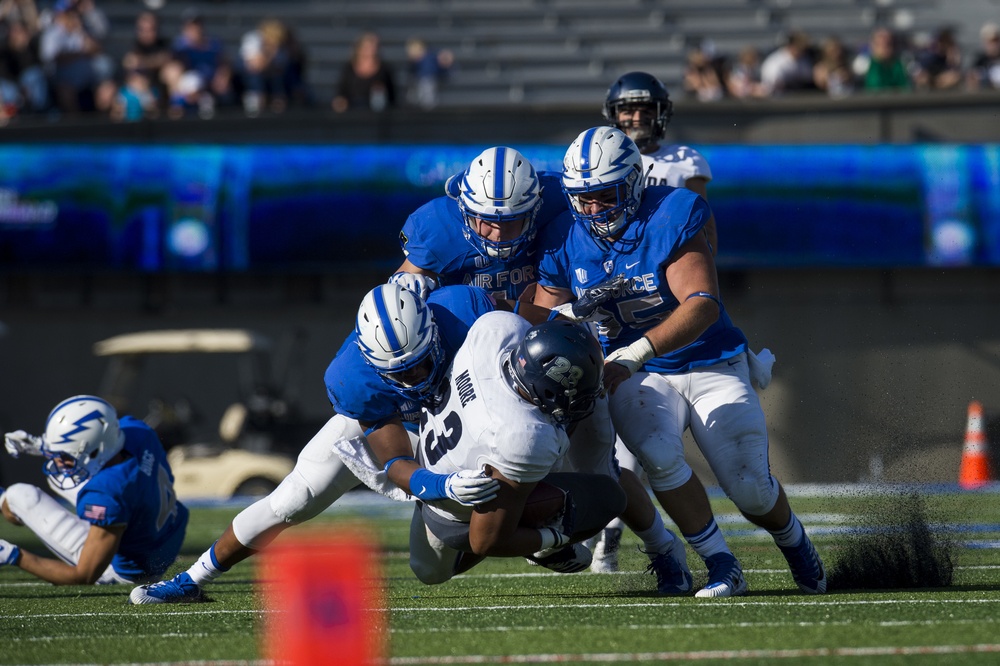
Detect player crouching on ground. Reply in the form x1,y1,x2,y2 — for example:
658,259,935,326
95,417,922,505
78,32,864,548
407,313,628,583
1,396,188,585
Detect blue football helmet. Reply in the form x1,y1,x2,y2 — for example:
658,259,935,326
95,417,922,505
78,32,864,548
456,146,542,260
603,71,674,150
562,126,645,240
355,283,446,401
42,395,125,490
504,320,605,425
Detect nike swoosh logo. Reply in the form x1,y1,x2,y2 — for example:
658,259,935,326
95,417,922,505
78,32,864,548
728,359,740,366
420,485,427,495
626,261,640,269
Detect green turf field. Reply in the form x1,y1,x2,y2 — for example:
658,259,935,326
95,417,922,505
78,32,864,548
2,487,1000,665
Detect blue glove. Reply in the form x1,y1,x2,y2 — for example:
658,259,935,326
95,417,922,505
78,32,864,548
552,273,626,322
0,539,21,566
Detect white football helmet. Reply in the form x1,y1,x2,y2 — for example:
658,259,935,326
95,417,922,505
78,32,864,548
41,395,125,490
355,283,446,401
456,146,542,260
562,126,645,240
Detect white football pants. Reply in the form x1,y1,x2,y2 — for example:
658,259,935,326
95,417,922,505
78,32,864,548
2,483,130,584
609,352,779,516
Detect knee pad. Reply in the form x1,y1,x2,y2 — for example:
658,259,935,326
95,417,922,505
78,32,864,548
4,483,43,517
638,449,693,492
726,474,780,516
266,471,317,525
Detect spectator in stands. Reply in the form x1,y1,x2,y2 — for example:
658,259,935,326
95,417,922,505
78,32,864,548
110,67,158,121
122,10,170,108
332,30,395,112
39,0,114,114
966,22,1000,91
812,36,856,98
725,45,767,99
404,38,453,110
683,43,725,101
912,27,964,91
856,27,911,92
238,18,292,115
760,30,816,95
280,24,311,107
0,18,48,114
0,0,39,35
170,8,235,117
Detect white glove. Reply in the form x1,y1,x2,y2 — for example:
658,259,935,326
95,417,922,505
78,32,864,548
444,469,499,506
4,430,44,459
387,272,440,300
747,348,776,389
606,336,656,378
0,539,21,566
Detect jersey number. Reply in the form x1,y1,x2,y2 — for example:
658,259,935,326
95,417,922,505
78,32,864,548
156,464,179,532
422,411,463,466
596,293,668,340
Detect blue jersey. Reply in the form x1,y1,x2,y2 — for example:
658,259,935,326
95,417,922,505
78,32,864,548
537,186,747,374
75,417,188,580
398,172,568,300
325,285,496,426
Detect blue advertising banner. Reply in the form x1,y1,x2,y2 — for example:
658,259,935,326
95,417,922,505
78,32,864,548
0,144,997,271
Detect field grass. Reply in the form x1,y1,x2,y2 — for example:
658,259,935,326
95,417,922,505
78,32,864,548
2,486,1000,665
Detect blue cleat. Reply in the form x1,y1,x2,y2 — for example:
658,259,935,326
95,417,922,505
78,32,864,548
129,572,204,604
645,537,693,595
695,552,748,598
779,534,827,594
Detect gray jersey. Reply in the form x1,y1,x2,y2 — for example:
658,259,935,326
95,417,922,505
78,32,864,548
417,311,570,522
642,143,712,189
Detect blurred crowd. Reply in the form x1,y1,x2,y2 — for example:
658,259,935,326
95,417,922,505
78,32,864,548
1,0,998,124
684,21,1000,101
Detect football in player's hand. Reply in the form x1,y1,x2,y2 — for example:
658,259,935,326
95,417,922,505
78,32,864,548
519,481,566,528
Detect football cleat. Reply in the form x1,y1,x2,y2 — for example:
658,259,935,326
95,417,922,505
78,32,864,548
779,534,827,594
527,543,593,574
695,552,748,598
129,572,204,604
644,537,693,595
590,527,623,573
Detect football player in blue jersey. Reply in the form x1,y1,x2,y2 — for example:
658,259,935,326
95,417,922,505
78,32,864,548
388,145,567,303
391,144,695,594
1,396,188,585
534,126,826,598
128,283,564,604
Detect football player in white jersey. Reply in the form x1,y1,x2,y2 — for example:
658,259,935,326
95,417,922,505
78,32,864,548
535,126,826,598
589,71,719,573
409,314,650,583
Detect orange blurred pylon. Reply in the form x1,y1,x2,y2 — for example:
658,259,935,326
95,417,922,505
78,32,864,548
958,400,993,489
259,528,385,666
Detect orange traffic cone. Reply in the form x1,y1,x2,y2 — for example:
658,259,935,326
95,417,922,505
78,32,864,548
958,400,993,489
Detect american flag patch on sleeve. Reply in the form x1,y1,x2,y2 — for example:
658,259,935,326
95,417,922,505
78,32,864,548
83,504,108,521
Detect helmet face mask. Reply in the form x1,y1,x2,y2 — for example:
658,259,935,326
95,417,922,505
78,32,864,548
504,320,605,425
42,396,124,490
457,146,542,260
603,71,673,150
562,127,645,240
355,283,446,401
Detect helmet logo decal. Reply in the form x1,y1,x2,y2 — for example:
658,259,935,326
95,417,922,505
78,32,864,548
545,356,584,392
372,288,405,357
50,409,106,445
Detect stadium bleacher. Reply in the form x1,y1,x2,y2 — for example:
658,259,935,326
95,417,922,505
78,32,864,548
94,0,978,109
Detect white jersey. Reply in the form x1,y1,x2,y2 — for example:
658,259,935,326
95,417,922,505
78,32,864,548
642,143,712,189
417,311,571,523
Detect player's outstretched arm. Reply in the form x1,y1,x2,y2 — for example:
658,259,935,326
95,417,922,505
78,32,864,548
14,523,123,585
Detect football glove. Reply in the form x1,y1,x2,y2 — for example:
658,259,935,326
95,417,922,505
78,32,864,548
4,430,43,459
0,539,21,566
606,336,656,377
387,272,440,300
445,470,499,506
551,273,625,323
536,491,577,556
